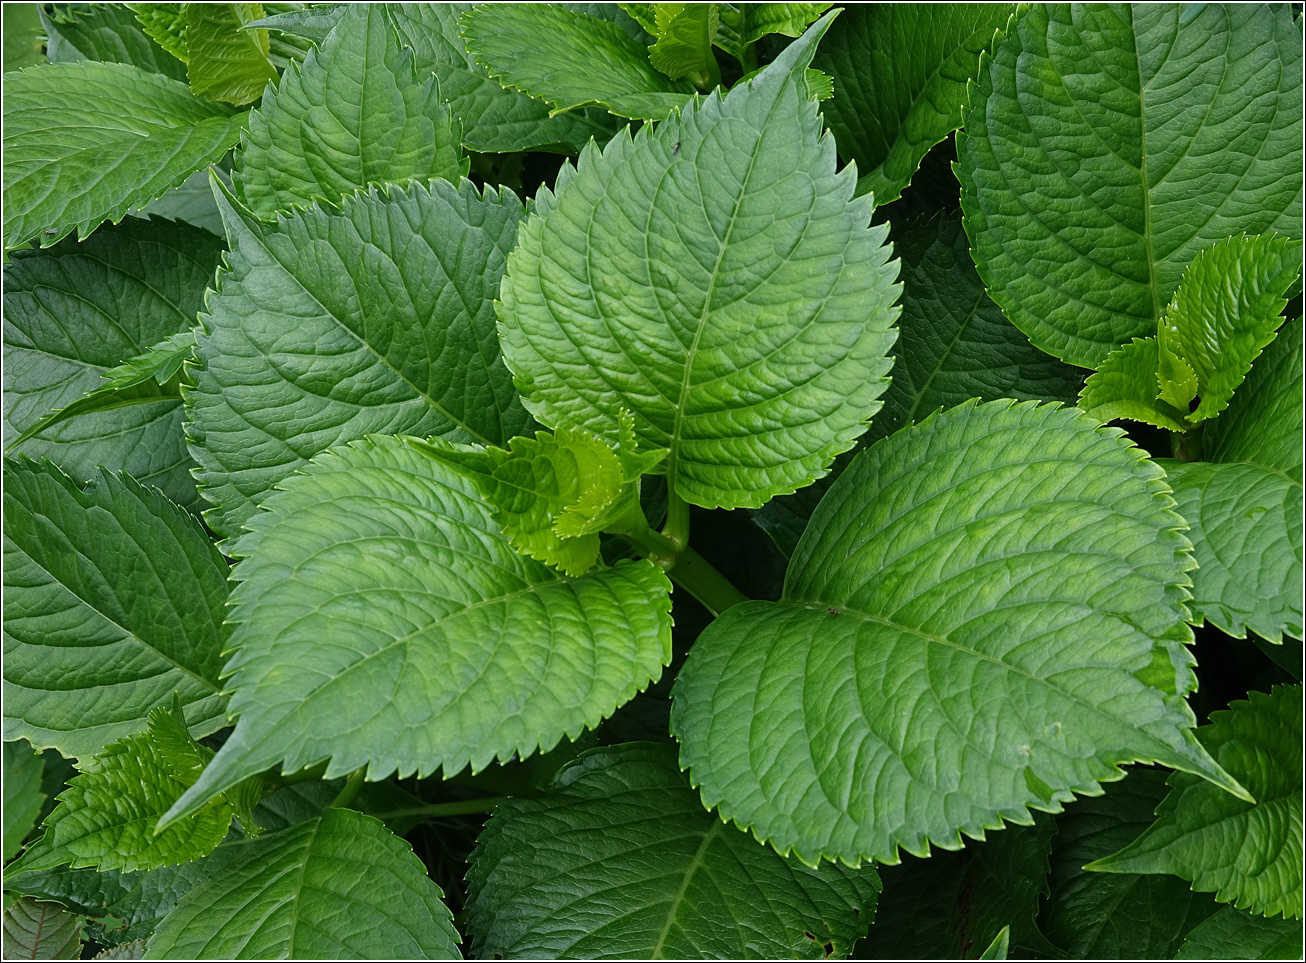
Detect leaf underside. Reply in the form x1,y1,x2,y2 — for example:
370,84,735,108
1,898,82,961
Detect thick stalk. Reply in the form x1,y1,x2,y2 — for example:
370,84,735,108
329,768,367,809
661,485,691,551
667,545,749,616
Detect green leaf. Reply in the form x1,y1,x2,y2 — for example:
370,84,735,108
234,5,465,219
1079,338,1193,432
131,165,229,235
499,12,900,511
957,4,1304,368
8,719,233,876
1,899,82,960
2,459,230,759
43,4,188,81
129,3,187,63
863,815,1058,959
648,4,720,89
3,4,45,72
1155,235,1301,421
671,400,1244,867
714,3,833,62
385,4,617,154
465,742,879,959
183,3,277,107
3,217,224,510
1089,686,1304,920
461,3,695,120
413,420,665,577
3,741,46,863
2,61,246,249
8,334,195,453
1161,460,1302,642
146,807,461,959
813,5,1014,203
161,435,672,826
186,176,532,537
980,926,1010,960
1039,769,1219,959
1175,905,1305,961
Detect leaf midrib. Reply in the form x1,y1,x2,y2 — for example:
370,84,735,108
651,820,720,958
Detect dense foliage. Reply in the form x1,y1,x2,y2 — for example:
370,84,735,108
2,3,1302,959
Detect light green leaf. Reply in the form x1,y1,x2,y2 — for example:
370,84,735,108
186,176,532,537
1079,338,1192,432
2,460,230,759
1040,769,1219,959
461,3,695,120
131,164,230,235
1161,460,1302,642
714,3,832,62
3,741,46,863
465,743,879,959
8,333,195,453
671,400,1244,867
957,4,1303,368
7,716,233,876
648,4,720,88
618,2,658,37
813,5,1014,203
1,899,82,960
241,4,342,45
980,926,1011,960
146,806,460,959
183,3,277,107
1089,686,1303,920
129,3,187,63
41,3,187,80
3,4,45,72
1156,234,1302,422
161,435,672,826
2,61,246,249
499,12,899,511
1175,905,1304,960
3,217,224,510
235,5,465,219
412,421,665,577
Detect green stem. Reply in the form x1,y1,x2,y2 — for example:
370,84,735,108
368,796,506,821
738,43,758,74
329,768,367,809
448,766,542,798
1170,425,1203,462
661,485,691,551
667,545,749,616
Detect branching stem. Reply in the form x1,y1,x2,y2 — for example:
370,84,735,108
329,768,367,809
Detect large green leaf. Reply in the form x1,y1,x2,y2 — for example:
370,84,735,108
461,3,695,120
671,400,1244,866
1089,686,1303,920
235,4,465,219
1,899,82,960
146,807,460,960
38,3,188,80
161,435,672,826
499,12,899,511
956,4,1303,368
2,61,246,249
813,5,1014,203
3,217,224,511
186,176,532,537
1038,769,1219,959
2,460,230,759
465,743,879,959
3,4,45,72
3,741,46,863
1175,905,1304,961
183,3,277,107
713,3,832,63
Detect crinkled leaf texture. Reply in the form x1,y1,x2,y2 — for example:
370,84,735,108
2,460,229,759
145,807,461,960
1089,686,1304,920
1078,338,1192,432
956,4,1303,368
3,740,46,863
712,3,832,62
3,217,226,511
186,176,533,537
42,3,189,80
499,12,899,511
235,4,465,219
162,435,672,826
130,3,188,63
671,400,1244,867
1,899,82,960
465,742,880,960
813,5,1014,203
183,4,277,107
647,3,719,87
2,61,246,249
1175,905,1304,961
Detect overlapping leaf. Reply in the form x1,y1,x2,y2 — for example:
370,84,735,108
146,807,460,960
130,3,188,63
2,460,230,758
672,400,1244,866
466,743,880,959
813,5,1014,203
40,4,188,80
186,176,532,537
713,3,832,63
1,899,82,960
3,4,45,71
1078,339,1191,432
499,12,899,511
235,4,465,219
957,4,1303,368
1175,905,1304,961
1089,686,1304,920
3,741,46,863
647,4,720,88
162,436,672,826
2,61,246,249
183,4,277,106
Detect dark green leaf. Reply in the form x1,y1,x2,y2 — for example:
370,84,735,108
3,741,46,863
40,3,188,80
1175,905,1304,960
1,899,81,960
